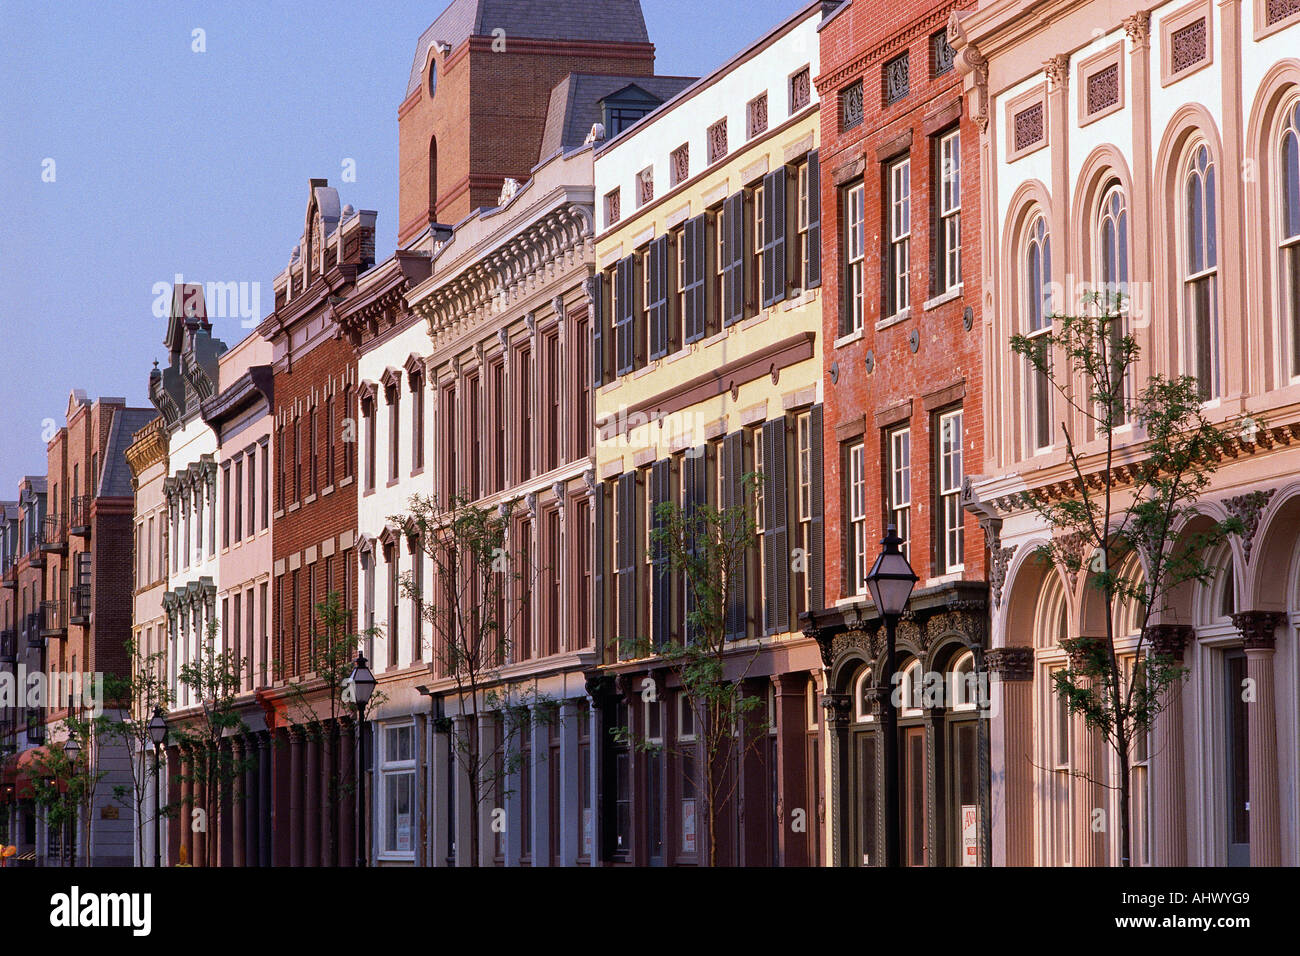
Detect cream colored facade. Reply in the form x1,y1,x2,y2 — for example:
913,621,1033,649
953,0,1300,866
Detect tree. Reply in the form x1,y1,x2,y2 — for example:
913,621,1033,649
25,710,111,866
1009,290,1240,866
172,617,250,866
394,493,554,866
616,471,768,867
280,591,381,865
108,637,172,866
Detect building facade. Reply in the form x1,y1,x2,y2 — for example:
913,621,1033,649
808,0,990,867
955,0,1300,865
591,1,830,866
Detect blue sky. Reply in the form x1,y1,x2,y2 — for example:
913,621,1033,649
0,0,804,493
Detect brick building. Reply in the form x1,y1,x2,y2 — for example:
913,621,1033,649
396,0,659,244
807,0,989,867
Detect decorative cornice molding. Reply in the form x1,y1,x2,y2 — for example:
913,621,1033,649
1224,488,1276,563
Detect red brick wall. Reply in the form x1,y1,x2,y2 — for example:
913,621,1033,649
818,1,985,601
271,330,358,680
398,37,655,243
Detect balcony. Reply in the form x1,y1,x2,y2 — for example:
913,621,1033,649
26,711,45,744
0,629,14,664
2,566,14,589
69,584,90,625
69,495,92,537
24,611,43,648
39,514,67,554
40,600,66,638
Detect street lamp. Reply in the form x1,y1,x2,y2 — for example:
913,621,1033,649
148,708,167,868
865,524,917,869
348,654,375,868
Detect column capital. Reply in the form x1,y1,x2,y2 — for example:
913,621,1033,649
985,646,1034,681
1232,610,1285,651
1044,53,1070,92
821,692,852,728
1142,623,1195,661
1122,10,1151,47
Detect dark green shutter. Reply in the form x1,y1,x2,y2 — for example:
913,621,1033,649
683,215,707,344
650,459,671,648
592,273,606,387
722,432,747,640
615,256,636,375
762,168,788,308
615,472,637,658
805,150,822,289
762,419,790,635
648,236,670,360
594,484,607,652
808,405,825,611
723,192,746,326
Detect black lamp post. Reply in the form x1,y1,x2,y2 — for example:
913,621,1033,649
63,727,81,867
148,708,167,868
865,524,917,869
348,653,375,868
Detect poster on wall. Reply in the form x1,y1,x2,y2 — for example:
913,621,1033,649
682,799,696,854
961,805,978,866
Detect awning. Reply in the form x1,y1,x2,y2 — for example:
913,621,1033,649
1,745,64,799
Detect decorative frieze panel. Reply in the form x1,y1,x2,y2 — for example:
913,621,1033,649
1224,488,1276,564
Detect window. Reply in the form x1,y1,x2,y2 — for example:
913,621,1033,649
386,542,399,667
308,406,317,494
467,370,481,500
260,437,270,529
363,395,376,491
342,386,354,481
1280,99,1300,378
387,384,400,482
931,28,955,77
1097,183,1131,421
221,465,231,549
950,651,977,711
848,442,867,595
381,724,415,855
796,411,812,612
796,160,812,289
605,188,621,227
883,51,909,105
900,659,922,715
747,93,768,139
678,694,698,856
411,373,425,471
411,545,423,662
1182,143,1219,401
841,80,863,132
707,118,728,164
844,182,866,333
854,667,875,722
752,180,765,308
544,332,560,471
887,157,911,316
713,204,727,326
234,457,243,543
293,415,302,501
936,410,963,574
790,67,811,112
247,445,257,537
937,131,961,292
1025,215,1054,451
887,427,911,559
517,346,532,481
323,395,333,488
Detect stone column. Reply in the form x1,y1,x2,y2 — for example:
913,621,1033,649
257,731,272,867
231,736,246,867
321,719,337,867
167,744,183,866
557,700,580,867
530,709,548,867
305,723,320,867
985,647,1034,866
338,717,356,868
1146,624,1192,866
823,692,852,867
242,734,258,867
289,727,305,867
1234,611,1284,866
192,748,207,867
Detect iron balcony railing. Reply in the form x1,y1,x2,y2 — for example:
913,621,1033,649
69,495,92,536
39,514,67,553
24,610,43,648
69,584,90,623
0,628,14,664
26,710,45,743
40,600,66,635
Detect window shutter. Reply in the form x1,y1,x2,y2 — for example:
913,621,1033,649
762,168,788,308
648,236,670,360
723,192,746,326
682,447,707,644
616,473,637,659
592,274,605,387
805,150,822,289
722,432,747,641
594,485,607,655
762,418,790,635
615,256,636,375
650,459,671,648
808,405,825,611
683,215,707,344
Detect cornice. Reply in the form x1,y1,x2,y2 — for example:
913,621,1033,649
815,0,962,94
125,417,169,479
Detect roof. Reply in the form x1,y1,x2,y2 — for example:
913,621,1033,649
98,408,160,499
406,0,651,97
538,73,697,160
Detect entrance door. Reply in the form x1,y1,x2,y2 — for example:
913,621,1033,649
1225,652,1250,866
853,732,877,866
903,726,927,866
947,719,978,866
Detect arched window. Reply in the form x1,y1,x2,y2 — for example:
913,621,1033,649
1097,184,1131,423
900,658,923,716
1280,98,1300,379
1025,215,1054,452
949,650,978,712
1182,143,1219,401
854,666,875,722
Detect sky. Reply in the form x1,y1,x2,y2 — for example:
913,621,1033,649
0,0,805,494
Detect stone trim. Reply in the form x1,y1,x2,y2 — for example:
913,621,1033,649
985,646,1033,681
1232,610,1285,651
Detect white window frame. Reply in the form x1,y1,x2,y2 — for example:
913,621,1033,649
900,659,922,717
949,650,977,712
797,161,811,287
939,131,961,292
845,182,865,332
849,442,867,594
1026,215,1054,454
1181,142,1220,402
1279,98,1300,380
1096,183,1132,423
887,157,911,316
854,667,875,722
887,426,911,560
937,410,964,574
378,722,416,860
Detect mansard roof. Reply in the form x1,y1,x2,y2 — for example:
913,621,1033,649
539,73,696,161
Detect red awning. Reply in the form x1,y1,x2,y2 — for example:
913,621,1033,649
1,745,63,800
